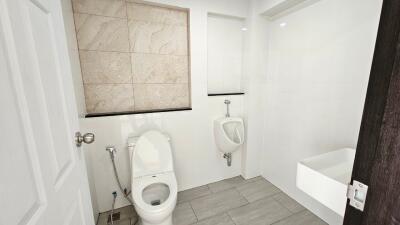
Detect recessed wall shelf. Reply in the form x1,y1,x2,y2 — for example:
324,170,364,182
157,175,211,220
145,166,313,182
208,93,245,96
85,107,192,118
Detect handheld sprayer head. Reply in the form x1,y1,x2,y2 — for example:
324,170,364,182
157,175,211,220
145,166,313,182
106,146,117,159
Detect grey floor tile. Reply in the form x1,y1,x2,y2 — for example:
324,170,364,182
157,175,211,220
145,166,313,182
272,210,328,225
272,193,305,213
191,189,248,220
173,202,198,225
237,179,281,202
178,185,212,203
193,213,235,225
208,176,245,193
130,217,139,225
118,220,131,225
228,197,292,225
208,176,263,193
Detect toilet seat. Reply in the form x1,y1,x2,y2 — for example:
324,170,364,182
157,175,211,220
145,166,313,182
132,172,177,214
129,130,177,225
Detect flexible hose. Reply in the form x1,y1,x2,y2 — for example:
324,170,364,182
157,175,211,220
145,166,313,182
108,148,139,224
110,155,134,205
111,192,117,225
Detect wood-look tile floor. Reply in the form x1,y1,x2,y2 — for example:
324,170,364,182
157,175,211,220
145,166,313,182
97,176,327,225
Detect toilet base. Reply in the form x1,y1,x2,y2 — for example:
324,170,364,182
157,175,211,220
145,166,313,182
138,214,173,225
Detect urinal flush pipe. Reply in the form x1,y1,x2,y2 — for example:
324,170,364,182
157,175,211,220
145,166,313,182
224,100,231,117
223,153,232,166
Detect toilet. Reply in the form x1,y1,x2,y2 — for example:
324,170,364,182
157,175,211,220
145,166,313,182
128,130,177,225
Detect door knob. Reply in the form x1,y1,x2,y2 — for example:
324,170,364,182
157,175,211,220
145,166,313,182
75,132,95,147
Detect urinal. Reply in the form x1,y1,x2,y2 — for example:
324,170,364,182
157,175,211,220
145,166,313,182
214,117,245,153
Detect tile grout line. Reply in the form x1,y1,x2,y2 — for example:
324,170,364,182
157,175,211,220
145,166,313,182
269,191,308,214
123,0,135,112
271,195,297,216
187,187,249,223
78,48,189,57
225,211,238,225
207,175,263,194
74,7,188,24
269,209,311,225
178,176,266,211
188,201,199,223
177,185,213,204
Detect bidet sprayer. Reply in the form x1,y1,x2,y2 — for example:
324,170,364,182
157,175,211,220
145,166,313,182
106,146,117,159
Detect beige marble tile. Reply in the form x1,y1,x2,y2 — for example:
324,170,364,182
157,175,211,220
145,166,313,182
173,202,197,225
236,179,281,203
128,20,188,55
131,53,188,83
190,189,248,220
74,13,129,52
228,197,292,225
84,84,134,113
272,210,328,225
72,0,126,18
272,192,305,213
126,2,187,26
133,84,190,111
193,213,235,225
80,50,132,84
178,185,212,204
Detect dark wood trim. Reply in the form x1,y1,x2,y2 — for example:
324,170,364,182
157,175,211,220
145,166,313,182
343,0,400,224
208,92,245,96
85,107,192,118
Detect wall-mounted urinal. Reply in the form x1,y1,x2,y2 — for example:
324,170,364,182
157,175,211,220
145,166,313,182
214,117,245,166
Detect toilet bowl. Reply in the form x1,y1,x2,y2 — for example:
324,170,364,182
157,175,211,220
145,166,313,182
128,130,177,225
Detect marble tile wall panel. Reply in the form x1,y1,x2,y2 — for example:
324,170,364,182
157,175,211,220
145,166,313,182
131,53,188,83
74,13,130,52
73,1,190,114
126,2,187,26
84,84,134,113
72,0,127,18
80,50,132,84
128,20,188,55
133,84,190,111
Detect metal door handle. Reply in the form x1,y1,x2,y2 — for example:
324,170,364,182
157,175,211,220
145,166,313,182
75,132,95,147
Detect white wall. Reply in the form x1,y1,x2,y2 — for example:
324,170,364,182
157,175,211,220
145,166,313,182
260,0,382,224
240,0,270,179
80,0,254,213
207,14,245,93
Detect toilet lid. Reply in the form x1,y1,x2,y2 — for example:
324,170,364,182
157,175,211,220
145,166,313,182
131,130,173,178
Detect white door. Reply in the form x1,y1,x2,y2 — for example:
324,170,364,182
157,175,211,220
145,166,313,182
0,0,95,224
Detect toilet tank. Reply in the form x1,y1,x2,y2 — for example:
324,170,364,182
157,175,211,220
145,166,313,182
128,130,173,178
